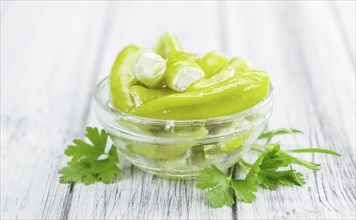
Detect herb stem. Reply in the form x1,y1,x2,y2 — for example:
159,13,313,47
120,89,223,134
285,148,341,156
229,164,236,177
240,159,253,168
237,162,251,171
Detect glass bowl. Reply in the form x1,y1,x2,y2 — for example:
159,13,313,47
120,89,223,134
94,77,273,179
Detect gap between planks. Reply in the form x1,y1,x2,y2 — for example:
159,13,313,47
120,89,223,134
59,3,115,220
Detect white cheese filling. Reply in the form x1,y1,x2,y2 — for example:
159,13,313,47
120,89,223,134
172,67,204,91
132,49,166,87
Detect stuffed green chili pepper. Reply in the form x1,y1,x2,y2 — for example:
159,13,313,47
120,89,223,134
198,51,229,77
127,143,191,160
229,56,253,74
165,52,205,92
110,45,139,112
110,34,269,121
129,85,173,107
155,32,182,59
187,66,235,91
130,71,269,119
132,48,166,88
106,34,271,168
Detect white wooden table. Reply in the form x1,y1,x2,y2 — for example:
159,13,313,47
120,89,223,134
1,1,355,219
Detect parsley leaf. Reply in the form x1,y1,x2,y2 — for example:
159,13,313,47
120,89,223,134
196,128,341,208
91,148,120,184
59,126,341,207
246,145,305,190
254,144,324,171
59,127,120,185
231,179,257,203
196,165,228,189
205,182,235,208
258,145,291,169
196,165,257,208
59,161,97,185
282,152,321,170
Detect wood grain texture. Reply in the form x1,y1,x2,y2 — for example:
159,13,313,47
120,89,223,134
68,2,233,219
1,2,111,219
1,1,355,220
223,1,355,219
331,0,356,65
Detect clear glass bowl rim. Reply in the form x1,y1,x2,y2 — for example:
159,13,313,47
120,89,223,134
93,76,273,126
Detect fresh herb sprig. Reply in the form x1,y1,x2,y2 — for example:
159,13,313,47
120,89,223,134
196,128,341,208
59,127,341,208
59,127,121,185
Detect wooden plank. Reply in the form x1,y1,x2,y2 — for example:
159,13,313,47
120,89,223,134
331,0,356,64
223,1,355,219
2,1,354,219
67,1,234,219
0,2,111,219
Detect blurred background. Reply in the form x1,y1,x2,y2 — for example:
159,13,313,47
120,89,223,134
1,1,355,219
2,0,355,154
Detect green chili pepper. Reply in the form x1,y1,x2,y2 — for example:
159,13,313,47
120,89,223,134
156,126,208,138
130,71,269,120
127,143,191,160
125,127,208,160
129,85,173,107
110,45,139,112
198,51,228,77
188,145,206,164
187,66,235,91
219,132,250,153
217,120,253,153
114,118,156,136
132,48,166,88
229,56,253,74
155,33,182,59
165,52,205,92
